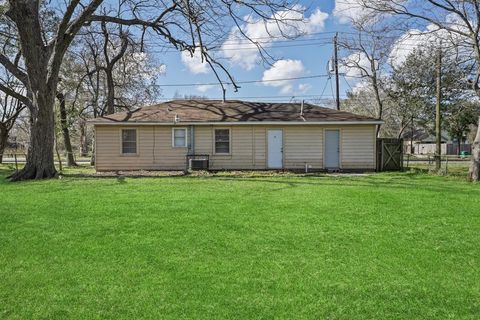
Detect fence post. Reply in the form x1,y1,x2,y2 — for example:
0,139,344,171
380,140,384,172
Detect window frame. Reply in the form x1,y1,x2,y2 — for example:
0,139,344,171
172,127,188,148
120,128,138,156
214,128,231,155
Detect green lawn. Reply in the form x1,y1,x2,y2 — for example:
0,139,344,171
1,165,479,319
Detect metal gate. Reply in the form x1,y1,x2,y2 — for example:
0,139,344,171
377,138,403,171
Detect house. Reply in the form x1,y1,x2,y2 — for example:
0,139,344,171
402,129,471,155
89,100,383,171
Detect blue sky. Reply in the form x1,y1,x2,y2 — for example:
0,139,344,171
154,1,356,103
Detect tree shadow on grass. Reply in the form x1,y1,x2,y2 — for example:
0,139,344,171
2,166,477,196
209,173,477,195
0,166,18,183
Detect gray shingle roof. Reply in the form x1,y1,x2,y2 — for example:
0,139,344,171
91,100,381,124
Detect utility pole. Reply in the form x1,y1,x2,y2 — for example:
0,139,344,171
334,33,340,111
435,45,442,171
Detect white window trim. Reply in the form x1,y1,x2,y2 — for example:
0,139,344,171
214,128,231,155
120,128,138,156
172,127,188,148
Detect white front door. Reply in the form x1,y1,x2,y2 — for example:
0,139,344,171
267,129,283,169
325,129,340,168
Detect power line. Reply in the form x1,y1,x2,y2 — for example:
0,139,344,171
218,37,338,46
155,95,344,102
201,31,364,44
159,74,332,87
147,41,332,53
143,32,431,49
318,76,331,101
342,74,354,92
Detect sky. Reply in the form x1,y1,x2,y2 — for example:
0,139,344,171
152,0,358,104
145,0,442,105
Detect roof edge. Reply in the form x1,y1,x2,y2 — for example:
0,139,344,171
89,120,384,126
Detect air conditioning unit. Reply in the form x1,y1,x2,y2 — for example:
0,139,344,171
189,159,209,170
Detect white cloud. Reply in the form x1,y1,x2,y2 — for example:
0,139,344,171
351,80,370,94
298,83,312,94
389,30,428,67
304,8,329,33
333,0,373,24
388,25,451,67
262,59,305,94
340,52,373,78
389,14,471,67
181,50,209,74
196,84,215,93
222,6,328,70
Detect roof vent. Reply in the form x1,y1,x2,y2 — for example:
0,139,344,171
300,100,306,121
174,114,180,123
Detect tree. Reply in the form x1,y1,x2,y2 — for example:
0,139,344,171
445,102,480,155
3,0,103,180
356,0,480,180
1,0,305,181
342,87,397,137
56,92,77,166
0,4,27,163
344,46,474,143
62,26,163,164
0,90,25,163
337,13,395,137
386,48,438,138
72,24,162,117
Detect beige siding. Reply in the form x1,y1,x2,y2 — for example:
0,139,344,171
253,127,266,169
95,124,376,171
95,126,154,171
95,126,187,171
195,126,257,169
341,125,376,169
152,126,188,170
284,126,323,170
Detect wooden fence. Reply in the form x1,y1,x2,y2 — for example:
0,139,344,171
377,138,403,172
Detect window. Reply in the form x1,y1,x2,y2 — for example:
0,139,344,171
172,128,187,147
215,129,230,154
121,129,137,154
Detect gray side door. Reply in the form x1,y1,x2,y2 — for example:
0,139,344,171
325,129,340,168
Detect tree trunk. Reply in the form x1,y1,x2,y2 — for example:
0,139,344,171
371,72,383,138
468,117,480,182
9,92,57,181
457,139,461,156
6,0,103,180
6,1,57,181
79,120,88,157
106,70,115,115
90,135,95,166
0,125,8,164
54,134,63,172
57,93,77,166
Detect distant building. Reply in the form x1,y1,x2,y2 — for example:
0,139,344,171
402,129,471,155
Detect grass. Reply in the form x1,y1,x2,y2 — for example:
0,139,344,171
407,161,472,179
1,165,479,319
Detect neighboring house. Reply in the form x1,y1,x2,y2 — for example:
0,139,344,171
89,100,382,171
402,129,471,155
